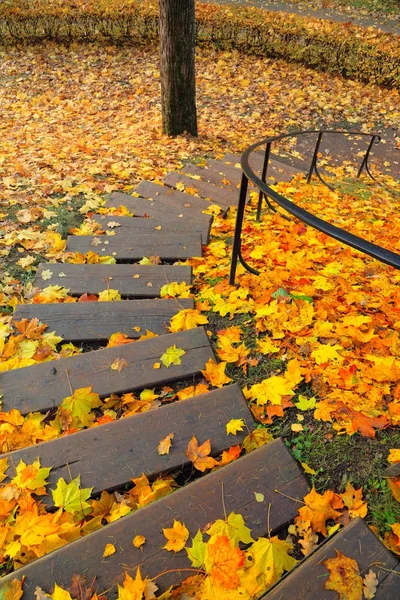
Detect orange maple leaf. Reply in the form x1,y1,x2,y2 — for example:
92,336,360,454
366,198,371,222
201,359,232,388
13,318,47,340
205,535,245,589
339,482,367,520
186,436,218,472
297,488,343,535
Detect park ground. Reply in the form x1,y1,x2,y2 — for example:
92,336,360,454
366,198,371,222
1,2,400,596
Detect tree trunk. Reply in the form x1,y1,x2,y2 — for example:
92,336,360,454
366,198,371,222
159,0,198,137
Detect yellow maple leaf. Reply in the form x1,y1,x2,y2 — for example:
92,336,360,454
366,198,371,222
12,458,50,494
244,536,297,589
157,432,174,455
226,418,245,435
205,513,254,545
98,289,121,302
0,457,9,483
388,449,400,464
160,282,192,298
242,429,273,452
103,543,116,558
117,569,149,600
163,519,189,552
52,584,73,600
247,376,294,406
311,344,343,365
140,389,159,402
169,309,208,332
201,359,232,388
160,345,186,367
324,551,363,599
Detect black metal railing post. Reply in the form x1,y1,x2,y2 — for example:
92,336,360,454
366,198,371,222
229,173,249,285
307,131,323,184
256,142,272,221
229,129,398,283
357,135,378,179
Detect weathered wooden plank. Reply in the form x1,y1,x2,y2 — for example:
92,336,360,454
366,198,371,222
3,384,254,503
13,298,194,342
135,180,212,212
264,517,398,599
222,152,303,183
34,264,192,298
0,327,214,414
163,171,234,208
91,215,211,244
182,163,241,191
206,158,243,182
373,563,400,599
65,233,203,261
6,440,309,598
106,190,212,223
385,462,400,478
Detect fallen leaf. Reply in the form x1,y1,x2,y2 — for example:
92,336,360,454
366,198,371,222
163,519,189,552
363,569,378,600
324,551,363,600
186,436,218,472
102,543,116,558
226,418,245,435
157,432,174,455
111,357,129,372
160,345,186,367
133,535,146,549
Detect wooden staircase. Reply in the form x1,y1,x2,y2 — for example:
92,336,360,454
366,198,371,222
0,154,397,598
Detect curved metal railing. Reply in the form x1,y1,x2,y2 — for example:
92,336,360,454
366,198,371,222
229,129,400,284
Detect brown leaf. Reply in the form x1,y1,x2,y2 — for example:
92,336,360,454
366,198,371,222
157,432,174,455
110,357,129,372
186,436,218,472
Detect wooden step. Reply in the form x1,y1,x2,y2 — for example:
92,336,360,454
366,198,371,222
65,232,203,261
4,439,309,598
182,163,241,192
135,180,212,213
206,158,244,182
163,171,234,209
34,263,192,298
223,152,303,183
374,564,400,599
3,384,254,504
106,189,212,223
13,298,194,342
263,517,398,599
0,327,214,414
91,215,211,244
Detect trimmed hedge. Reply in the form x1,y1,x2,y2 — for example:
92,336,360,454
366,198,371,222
0,0,399,88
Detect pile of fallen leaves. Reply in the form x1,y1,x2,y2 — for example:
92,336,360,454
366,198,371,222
1,0,399,87
1,38,400,600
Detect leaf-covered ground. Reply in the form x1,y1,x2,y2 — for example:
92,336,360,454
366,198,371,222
1,42,400,598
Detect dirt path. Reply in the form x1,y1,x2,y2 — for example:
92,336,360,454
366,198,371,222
205,0,400,35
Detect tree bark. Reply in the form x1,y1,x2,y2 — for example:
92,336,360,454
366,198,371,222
159,0,198,136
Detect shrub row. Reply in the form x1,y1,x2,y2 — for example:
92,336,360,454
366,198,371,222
0,0,399,88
